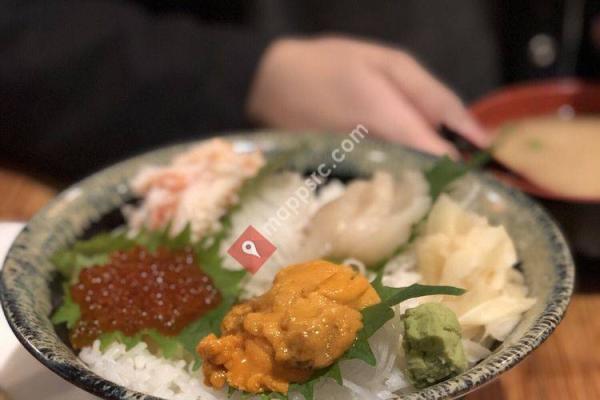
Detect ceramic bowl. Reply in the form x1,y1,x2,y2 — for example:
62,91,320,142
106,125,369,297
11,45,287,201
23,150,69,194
0,132,574,399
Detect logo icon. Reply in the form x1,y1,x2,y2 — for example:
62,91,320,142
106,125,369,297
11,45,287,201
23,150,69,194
227,225,276,273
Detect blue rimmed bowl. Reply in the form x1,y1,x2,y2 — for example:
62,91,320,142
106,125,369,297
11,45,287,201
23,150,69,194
0,132,574,399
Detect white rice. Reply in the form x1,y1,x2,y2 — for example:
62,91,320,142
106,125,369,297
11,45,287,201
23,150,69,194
80,340,223,400
80,318,410,400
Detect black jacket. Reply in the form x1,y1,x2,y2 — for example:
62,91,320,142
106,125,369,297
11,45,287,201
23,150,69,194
1,0,597,180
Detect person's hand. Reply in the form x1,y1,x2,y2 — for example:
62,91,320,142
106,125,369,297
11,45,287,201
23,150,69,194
246,36,488,156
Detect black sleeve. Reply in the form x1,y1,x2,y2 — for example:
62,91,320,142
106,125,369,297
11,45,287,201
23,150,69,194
0,0,273,181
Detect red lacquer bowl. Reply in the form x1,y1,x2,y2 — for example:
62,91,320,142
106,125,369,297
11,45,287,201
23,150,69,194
470,79,600,258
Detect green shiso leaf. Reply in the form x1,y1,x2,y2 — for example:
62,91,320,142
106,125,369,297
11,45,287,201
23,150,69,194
51,230,137,279
288,363,342,400
51,250,110,280
169,223,193,248
425,156,469,200
136,223,195,253
67,230,136,255
425,152,491,201
50,283,80,329
99,331,144,351
264,393,288,400
145,329,183,359
97,329,183,358
341,332,378,366
178,296,238,370
233,364,341,400
229,388,288,400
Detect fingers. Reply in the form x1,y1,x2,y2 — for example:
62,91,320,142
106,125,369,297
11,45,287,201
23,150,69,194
380,52,491,148
439,99,491,148
363,75,459,158
385,102,459,158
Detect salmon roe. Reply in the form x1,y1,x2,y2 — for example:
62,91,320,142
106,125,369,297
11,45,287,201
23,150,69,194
70,246,221,348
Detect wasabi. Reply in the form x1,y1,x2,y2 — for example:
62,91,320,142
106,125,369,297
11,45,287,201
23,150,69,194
402,302,467,388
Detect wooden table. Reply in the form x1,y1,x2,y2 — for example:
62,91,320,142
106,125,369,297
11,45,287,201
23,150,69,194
1,166,599,400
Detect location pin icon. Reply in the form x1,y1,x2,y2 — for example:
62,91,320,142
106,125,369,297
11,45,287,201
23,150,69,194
241,240,261,258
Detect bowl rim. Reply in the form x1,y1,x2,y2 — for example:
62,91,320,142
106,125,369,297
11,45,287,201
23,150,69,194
469,78,600,204
1,131,575,400
470,78,600,117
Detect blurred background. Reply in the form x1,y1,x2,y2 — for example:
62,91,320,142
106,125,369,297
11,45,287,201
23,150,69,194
1,0,599,181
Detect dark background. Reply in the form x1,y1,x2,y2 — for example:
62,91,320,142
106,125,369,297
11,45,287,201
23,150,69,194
1,0,599,181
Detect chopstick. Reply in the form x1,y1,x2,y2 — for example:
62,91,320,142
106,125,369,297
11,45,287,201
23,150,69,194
439,125,510,171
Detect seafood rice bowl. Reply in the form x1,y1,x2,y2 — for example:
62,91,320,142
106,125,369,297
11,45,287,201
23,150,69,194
46,138,538,400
